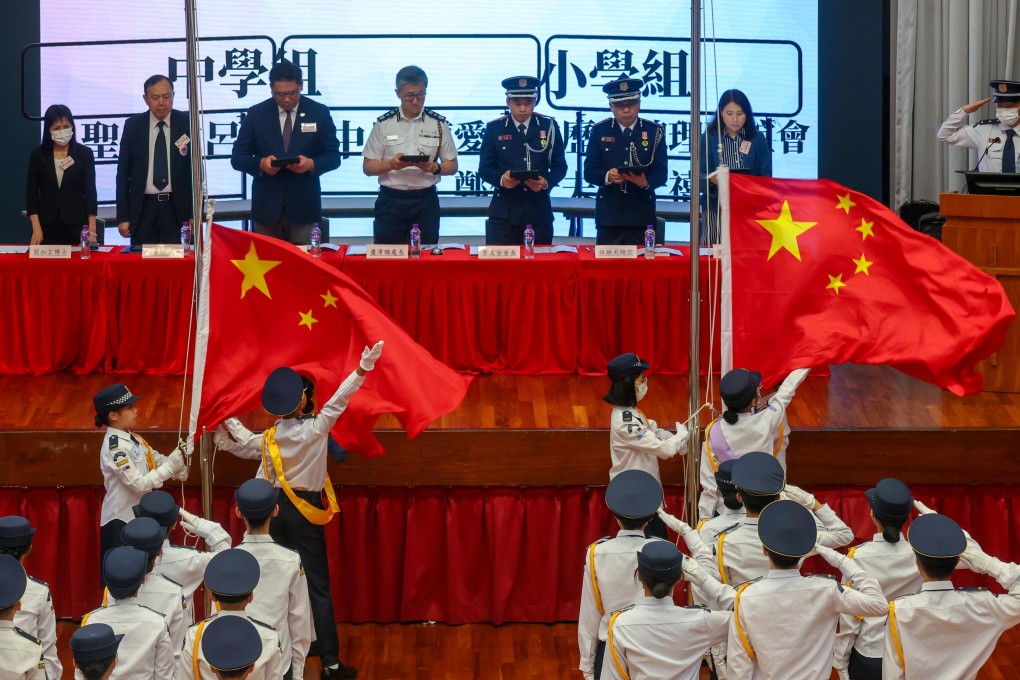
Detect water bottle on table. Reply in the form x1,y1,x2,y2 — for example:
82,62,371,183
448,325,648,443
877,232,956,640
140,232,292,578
80,225,91,260
644,225,656,259
523,224,535,259
410,223,421,258
309,223,321,258
180,222,192,253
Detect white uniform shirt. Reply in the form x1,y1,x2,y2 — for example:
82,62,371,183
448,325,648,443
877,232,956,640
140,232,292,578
578,530,663,679
179,609,284,680
882,563,1020,680
14,576,59,680
99,427,172,526
77,599,174,680
602,596,731,680
937,108,1020,173
154,541,227,624
0,621,44,680
608,405,688,484
111,575,188,664
237,533,313,679
728,565,887,680
221,371,364,491
832,534,919,669
362,109,458,190
698,369,809,519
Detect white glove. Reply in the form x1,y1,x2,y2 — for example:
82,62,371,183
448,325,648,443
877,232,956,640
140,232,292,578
360,340,384,371
657,508,692,537
782,483,817,510
814,544,846,570
166,450,186,474
681,554,709,587
913,499,936,515
180,515,231,550
961,541,992,575
837,668,851,680
179,507,199,525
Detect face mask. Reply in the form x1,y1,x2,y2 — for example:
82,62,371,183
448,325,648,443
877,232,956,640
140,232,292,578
996,108,1020,127
51,128,73,145
635,381,648,401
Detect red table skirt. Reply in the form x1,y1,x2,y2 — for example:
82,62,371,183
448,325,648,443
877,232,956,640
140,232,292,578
6,484,1017,623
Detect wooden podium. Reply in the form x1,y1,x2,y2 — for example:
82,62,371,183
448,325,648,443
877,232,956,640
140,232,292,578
941,193,1020,392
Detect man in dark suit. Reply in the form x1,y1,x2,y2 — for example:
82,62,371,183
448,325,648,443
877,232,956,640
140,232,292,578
231,60,341,244
116,75,193,245
478,76,568,245
583,77,668,245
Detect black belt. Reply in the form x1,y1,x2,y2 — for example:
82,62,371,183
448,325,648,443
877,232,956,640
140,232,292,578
281,488,322,502
144,192,173,202
380,185,437,197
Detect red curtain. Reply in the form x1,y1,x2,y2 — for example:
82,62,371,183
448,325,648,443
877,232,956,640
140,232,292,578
5,485,1016,623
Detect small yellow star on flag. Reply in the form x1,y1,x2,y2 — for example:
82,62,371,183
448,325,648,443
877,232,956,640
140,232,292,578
855,219,875,240
298,309,319,330
755,200,818,261
321,290,339,308
826,273,848,294
231,243,282,300
852,253,874,275
836,194,857,214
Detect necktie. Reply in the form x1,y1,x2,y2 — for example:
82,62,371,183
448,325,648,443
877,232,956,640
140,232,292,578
152,121,168,191
282,110,293,154
623,127,633,144
518,123,526,135
1004,129,1016,174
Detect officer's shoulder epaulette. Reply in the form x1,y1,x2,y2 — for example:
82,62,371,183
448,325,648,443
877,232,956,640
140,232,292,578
978,118,998,126
590,536,611,548
247,616,277,631
138,603,165,617
890,591,918,602
621,410,633,422
734,576,763,588
423,108,448,123
641,117,665,129
13,627,40,645
108,434,120,450
488,114,507,124
157,573,184,588
807,573,843,591
713,521,743,538
377,108,399,123
683,603,711,611
613,603,637,615
296,414,316,421
594,117,613,127
168,543,199,552
27,575,48,588
957,586,994,595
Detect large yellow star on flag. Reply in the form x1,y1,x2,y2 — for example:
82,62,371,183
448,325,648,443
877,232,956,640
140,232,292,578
755,200,818,261
852,253,874,275
321,290,338,308
836,193,857,214
231,243,282,299
298,309,319,330
856,219,875,240
826,273,848,294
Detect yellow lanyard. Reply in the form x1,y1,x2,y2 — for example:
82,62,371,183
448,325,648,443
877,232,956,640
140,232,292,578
607,610,631,680
261,426,338,526
192,620,207,680
134,433,157,471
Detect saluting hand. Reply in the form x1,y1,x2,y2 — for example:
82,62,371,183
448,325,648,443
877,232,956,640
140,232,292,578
963,97,993,114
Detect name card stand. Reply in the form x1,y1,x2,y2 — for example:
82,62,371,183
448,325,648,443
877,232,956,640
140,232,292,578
142,244,186,259
29,245,72,259
367,244,409,259
594,245,638,259
478,246,521,260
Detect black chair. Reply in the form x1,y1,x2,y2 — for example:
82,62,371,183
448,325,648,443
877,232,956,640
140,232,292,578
898,200,943,241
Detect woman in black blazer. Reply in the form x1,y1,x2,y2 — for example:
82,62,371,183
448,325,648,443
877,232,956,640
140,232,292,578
26,104,98,245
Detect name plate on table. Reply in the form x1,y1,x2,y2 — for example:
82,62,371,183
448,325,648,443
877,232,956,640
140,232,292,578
367,244,409,259
29,245,72,259
594,245,638,259
478,246,520,259
142,244,185,259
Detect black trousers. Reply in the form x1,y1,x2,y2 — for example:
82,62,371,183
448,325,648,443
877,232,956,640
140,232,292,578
41,220,84,245
254,209,314,245
595,225,646,245
270,491,342,667
848,648,882,680
373,186,440,244
98,519,126,587
133,195,181,245
594,640,606,679
486,219,553,246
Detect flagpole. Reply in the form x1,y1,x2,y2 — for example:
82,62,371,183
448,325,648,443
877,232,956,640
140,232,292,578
685,0,703,528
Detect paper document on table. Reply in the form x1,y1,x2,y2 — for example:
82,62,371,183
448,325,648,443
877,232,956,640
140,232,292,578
534,245,578,254
0,246,29,254
434,243,466,250
346,245,367,255
97,246,116,253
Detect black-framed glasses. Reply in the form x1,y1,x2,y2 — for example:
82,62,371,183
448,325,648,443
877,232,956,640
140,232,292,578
400,91,427,102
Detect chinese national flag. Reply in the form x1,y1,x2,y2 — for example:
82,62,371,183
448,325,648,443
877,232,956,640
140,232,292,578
189,225,473,457
723,175,1014,396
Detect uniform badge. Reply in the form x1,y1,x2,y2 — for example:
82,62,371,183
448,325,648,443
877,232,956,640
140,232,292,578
175,134,190,156
622,411,633,422
300,122,317,133
116,459,130,468
1000,83,1008,93
739,140,751,155
642,130,649,147
601,136,615,143
109,435,119,450
59,156,75,170
620,82,629,92
519,78,528,88
498,134,512,141
540,129,547,147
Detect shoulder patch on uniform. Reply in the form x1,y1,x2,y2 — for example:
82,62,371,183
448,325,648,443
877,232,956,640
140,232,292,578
157,573,184,588
14,627,40,645
488,114,507,124
423,108,447,122
957,586,993,595
978,118,998,126
247,616,277,631
713,522,742,538
109,435,119,450
116,459,130,468
377,108,399,123
27,575,48,588
595,117,613,126
621,410,633,422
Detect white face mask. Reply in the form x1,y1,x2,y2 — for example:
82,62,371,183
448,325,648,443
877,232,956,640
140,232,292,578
50,128,73,145
996,108,1020,128
635,381,648,401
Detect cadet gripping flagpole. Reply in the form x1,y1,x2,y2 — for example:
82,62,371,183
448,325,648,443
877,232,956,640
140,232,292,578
685,0,703,528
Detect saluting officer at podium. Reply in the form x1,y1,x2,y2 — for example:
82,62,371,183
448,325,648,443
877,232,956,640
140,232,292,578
478,76,568,245
583,77,667,245
938,79,1020,173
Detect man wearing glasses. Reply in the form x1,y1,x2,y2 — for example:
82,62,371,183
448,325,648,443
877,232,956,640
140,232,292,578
232,60,341,244
363,65,458,244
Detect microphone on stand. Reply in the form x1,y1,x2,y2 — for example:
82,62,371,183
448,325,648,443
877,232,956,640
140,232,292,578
961,137,1000,192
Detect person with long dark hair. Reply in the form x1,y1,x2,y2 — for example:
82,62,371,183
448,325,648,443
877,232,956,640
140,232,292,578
25,104,97,245
699,89,772,243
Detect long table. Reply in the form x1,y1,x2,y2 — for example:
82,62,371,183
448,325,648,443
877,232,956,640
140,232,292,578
0,246,718,375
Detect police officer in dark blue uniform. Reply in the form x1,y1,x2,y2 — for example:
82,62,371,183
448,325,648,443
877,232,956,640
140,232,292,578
478,76,568,245
583,77,668,245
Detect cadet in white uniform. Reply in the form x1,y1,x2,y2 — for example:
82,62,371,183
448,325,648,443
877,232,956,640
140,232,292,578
201,616,264,680
69,623,123,680
0,555,44,680
362,66,458,244
234,478,313,680
937,80,1020,173
0,517,60,680
93,383,187,583
80,546,174,680
602,541,731,680
727,501,888,680
216,341,384,680
699,368,809,520
832,479,919,680
883,507,1020,680
180,549,284,680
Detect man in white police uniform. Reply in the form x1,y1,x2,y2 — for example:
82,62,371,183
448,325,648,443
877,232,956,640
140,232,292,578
938,79,1020,173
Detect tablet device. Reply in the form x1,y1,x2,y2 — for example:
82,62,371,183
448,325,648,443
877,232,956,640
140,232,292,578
509,170,541,180
400,154,431,163
271,157,300,167
614,165,650,175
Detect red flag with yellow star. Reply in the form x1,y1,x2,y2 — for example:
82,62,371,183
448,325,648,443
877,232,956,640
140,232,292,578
721,175,1014,395
188,225,472,457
